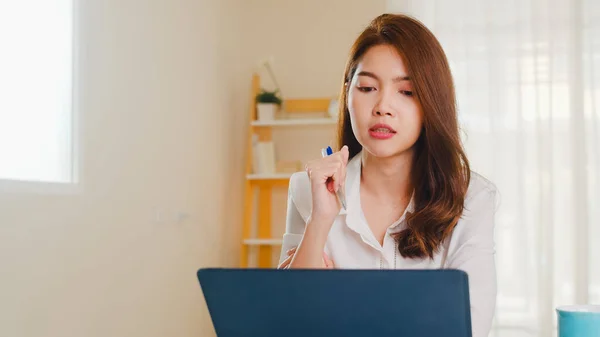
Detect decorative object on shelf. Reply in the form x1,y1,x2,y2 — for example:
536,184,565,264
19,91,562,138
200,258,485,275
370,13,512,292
255,89,282,122
255,56,285,121
261,57,282,96
251,134,276,174
328,98,340,119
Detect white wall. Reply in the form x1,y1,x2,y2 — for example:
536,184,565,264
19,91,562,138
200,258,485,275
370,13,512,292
0,0,385,336
0,0,245,336
241,0,386,98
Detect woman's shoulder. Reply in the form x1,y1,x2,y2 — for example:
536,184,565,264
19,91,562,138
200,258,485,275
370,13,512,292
288,171,312,220
453,171,499,238
290,171,310,193
443,171,499,263
465,171,498,205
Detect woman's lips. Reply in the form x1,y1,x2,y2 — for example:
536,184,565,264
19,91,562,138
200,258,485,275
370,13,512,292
368,123,396,139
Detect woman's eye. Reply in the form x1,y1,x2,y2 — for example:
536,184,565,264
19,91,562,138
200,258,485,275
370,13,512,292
357,86,375,92
400,90,413,97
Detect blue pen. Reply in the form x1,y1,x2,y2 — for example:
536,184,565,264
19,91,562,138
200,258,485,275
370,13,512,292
321,146,347,210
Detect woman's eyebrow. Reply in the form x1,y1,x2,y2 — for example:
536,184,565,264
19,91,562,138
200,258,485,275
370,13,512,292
357,71,410,82
393,75,411,82
356,71,379,80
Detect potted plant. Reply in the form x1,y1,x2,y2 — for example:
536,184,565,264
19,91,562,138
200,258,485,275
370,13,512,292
255,89,282,121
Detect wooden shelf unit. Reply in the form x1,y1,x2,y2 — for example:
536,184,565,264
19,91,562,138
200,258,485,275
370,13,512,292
240,73,335,268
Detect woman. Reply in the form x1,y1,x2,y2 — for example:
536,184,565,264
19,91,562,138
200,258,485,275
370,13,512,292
277,13,497,337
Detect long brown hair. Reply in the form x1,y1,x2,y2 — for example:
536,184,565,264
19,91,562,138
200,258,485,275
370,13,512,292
337,13,471,259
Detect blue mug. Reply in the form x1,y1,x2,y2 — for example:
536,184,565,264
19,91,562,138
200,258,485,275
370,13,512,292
556,305,600,337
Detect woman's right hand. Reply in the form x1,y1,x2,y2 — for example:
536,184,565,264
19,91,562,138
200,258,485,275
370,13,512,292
305,145,349,228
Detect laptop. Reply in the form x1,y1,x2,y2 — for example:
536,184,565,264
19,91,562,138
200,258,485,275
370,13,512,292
197,268,472,337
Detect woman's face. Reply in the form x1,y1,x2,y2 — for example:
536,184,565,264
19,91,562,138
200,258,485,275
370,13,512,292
347,44,423,159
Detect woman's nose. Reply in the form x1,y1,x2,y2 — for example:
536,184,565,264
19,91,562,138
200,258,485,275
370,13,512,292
373,98,395,117
375,109,393,116
372,88,396,117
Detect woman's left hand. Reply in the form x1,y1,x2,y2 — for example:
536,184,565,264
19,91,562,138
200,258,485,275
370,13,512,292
278,247,335,269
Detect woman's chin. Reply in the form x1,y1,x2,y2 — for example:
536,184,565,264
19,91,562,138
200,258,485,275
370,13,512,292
362,138,413,158
363,144,411,159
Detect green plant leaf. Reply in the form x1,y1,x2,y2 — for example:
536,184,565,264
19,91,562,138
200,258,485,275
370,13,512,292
255,88,282,105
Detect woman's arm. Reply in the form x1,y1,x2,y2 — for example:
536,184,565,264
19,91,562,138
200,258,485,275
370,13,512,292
446,185,498,337
277,179,307,266
288,219,331,269
280,146,348,269
278,173,330,269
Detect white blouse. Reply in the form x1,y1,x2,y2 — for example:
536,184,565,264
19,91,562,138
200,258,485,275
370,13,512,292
279,152,498,337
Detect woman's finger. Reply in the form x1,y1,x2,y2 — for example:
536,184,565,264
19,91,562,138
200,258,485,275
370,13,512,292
278,253,294,269
323,252,335,269
309,162,345,191
322,149,348,192
339,147,348,189
286,247,297,256
332,160,344,192
278,258,290,269
306,152,348,182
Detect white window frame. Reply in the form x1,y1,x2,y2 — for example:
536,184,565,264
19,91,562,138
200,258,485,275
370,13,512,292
0,0,82,195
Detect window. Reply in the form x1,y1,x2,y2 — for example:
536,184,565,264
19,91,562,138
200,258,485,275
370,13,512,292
0,0,76,184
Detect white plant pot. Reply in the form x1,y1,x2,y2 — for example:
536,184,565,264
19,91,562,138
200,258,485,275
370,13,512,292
257,103,277,121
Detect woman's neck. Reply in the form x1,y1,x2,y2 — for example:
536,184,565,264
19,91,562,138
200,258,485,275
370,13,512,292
360,149,414,202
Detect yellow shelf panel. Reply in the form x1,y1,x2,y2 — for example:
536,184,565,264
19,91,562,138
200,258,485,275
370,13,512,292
243,238,283,246
284,98,331,113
